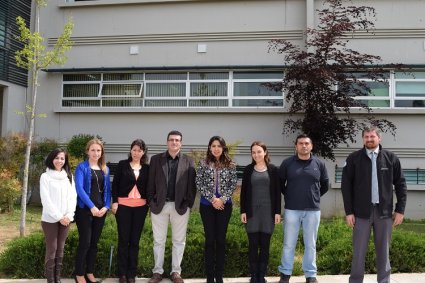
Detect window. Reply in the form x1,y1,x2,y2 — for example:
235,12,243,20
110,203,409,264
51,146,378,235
0,9,6,47
342,73,390,108
62,71,284,109
394,72,425,108
233,72,283,107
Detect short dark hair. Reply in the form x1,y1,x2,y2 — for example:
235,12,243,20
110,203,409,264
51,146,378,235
362,126,381,138
45,148,72,184
128,139,149,164
167,130,183,141
295,133,312,145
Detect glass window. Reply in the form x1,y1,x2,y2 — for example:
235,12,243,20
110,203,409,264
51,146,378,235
395,100,425,108
63,84,100,98
145,83,185,97
63,74,101,81
395,72,425,79
101,84,142,97
233,72,282,79
103,73,143,81
62,71,287,109
358,100,390,108
396,82,425,97
0,9,6,47
348,81,389,97
189,99,228,107
234,82,282,97
144,99,187,107
189,72,228,80
233,99,283,107
190,83,227,97
62,100,100,107
102,99,143,107
145,73,186,80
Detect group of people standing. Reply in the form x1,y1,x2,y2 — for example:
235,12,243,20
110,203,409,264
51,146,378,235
39,126,406,283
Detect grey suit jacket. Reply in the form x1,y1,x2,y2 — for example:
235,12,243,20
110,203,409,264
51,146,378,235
147,151,196,215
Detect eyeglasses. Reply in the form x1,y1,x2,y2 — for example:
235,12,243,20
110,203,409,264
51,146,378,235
168,139,181,142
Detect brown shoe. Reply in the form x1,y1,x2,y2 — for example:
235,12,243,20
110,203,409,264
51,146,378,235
119,276,127,283
170,272,184,283
127,278,136,283
148,273,162,283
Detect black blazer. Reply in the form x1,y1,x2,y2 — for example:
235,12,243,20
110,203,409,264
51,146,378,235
112,159,149,203
147,151,196,215
240,163,282,219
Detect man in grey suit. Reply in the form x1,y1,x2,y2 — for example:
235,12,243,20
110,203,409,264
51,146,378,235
147,130,196,283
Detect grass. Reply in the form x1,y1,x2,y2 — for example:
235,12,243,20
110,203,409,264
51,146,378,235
0,204,43,253
398,219,425,234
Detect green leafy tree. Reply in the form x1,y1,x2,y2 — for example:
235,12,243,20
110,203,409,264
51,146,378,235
269,0,399,160
14,0,73,236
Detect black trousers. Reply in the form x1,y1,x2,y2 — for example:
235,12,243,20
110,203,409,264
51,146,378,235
74,207,106,276
115,204,149,278
200,203,232,278
247,232,272,276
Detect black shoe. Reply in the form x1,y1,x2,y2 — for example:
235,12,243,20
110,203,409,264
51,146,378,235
84,275,101,283
306,277,318,283
279,273,290,283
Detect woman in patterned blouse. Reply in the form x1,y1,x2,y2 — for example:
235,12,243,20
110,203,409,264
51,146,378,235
196,136,237,283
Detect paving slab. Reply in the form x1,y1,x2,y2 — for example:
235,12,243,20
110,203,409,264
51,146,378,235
1,274,425,283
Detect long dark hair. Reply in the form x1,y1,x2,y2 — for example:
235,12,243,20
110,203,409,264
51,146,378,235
205,136,233,167
250,141,270,166
45,148,72,184
127,139,149,164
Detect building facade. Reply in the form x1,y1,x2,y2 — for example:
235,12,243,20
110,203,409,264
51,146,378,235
7,0,425,218
0,0,31,135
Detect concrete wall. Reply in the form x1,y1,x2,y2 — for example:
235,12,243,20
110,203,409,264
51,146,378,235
0,81,28,136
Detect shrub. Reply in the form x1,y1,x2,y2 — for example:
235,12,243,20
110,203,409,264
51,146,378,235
66,134,102,161
0,134,60,206
390,229,425,273
0,133,27,176
0,169,22,212
1,213,425,278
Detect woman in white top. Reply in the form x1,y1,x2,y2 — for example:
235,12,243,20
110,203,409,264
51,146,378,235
40,148,77,283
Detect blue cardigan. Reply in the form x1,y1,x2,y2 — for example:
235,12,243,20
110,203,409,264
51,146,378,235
75,160,111,209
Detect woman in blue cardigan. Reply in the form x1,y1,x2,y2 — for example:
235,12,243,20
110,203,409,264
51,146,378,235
74,139,111,283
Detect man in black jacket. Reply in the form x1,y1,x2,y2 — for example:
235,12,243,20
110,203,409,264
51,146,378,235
341,126,407,283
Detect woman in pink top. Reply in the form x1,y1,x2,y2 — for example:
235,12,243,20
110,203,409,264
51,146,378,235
111,139,149,283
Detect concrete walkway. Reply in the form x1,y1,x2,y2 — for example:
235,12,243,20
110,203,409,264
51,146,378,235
1,274,425,283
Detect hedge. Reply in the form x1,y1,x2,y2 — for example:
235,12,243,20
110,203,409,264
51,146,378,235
1,211,424,278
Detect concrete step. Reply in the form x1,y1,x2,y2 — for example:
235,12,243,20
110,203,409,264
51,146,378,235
1,274,425,283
